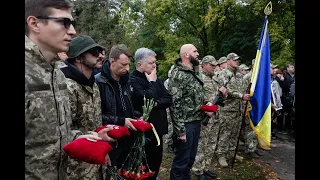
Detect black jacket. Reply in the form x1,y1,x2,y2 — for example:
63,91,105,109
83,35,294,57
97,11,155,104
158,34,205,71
61,61,95,87
95,60,138,126
283,72,295,94
274,76,284,90
129,69,173,139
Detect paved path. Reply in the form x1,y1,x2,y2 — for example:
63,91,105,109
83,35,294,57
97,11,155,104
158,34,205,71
254,132,295,180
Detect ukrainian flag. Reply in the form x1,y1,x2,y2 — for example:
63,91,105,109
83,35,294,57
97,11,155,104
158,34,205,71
246,17,271,150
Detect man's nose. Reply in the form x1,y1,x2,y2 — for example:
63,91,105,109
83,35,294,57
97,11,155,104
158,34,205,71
125,65,130,72
67,25,77,36
98,53,104,58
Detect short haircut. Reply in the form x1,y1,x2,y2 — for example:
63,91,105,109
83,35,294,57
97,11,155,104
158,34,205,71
109,44,131,60
286,64,294,69
134,48,157,65
25,0,73,35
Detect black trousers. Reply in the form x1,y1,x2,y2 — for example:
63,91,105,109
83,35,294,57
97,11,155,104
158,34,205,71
283,93,293,130
170,121,201,180
144,135,164,180
105,134,135,180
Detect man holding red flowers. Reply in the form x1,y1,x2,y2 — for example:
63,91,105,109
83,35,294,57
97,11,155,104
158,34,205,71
129,47,173,180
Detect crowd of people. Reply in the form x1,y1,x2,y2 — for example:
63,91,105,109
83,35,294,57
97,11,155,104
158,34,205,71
25,0,295,180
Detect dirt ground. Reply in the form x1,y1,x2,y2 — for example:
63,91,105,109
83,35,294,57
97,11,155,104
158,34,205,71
159,130,295,180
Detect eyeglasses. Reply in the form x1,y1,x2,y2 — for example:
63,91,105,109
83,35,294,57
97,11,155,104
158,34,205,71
36,16,75,29
87,48,103,57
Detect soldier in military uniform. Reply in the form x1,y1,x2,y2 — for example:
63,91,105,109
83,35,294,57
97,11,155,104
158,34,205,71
61,35,115,180
238,64,250,76
217,56,228,70
163,65,177,153
191,55,226,180
25,1,77,179
241,59,266,157
238,61,261,158
215,53,251,167
25,1,113,179
168,44,212,180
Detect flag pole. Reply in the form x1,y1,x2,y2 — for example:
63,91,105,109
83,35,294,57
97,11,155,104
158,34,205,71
231,83,251,169
231,1,272,169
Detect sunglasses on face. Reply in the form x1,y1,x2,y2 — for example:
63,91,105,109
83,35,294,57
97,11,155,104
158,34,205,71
36,16,75,29
87,48,103,57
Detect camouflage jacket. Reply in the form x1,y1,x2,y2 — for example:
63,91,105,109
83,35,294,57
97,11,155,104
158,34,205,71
202,71,220,103
216,66,245,112
25,36,79,180
167,58,208,136
243,70,252,86
61,62,104,180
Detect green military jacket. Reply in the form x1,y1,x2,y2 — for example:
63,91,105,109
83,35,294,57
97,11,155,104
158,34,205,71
202,71,220,103
168,58,208,136
25,36,79,180
216,66,245,112
64,77,105,180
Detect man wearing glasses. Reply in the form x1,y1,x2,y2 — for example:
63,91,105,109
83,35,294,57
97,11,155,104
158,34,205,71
61,35,115,180
26,1,112,179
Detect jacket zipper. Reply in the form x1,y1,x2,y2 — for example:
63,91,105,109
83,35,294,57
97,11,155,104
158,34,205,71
105,81,117,118
52,69,62,180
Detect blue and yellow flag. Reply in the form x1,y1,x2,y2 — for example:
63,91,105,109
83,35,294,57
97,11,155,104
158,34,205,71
246,17,271,150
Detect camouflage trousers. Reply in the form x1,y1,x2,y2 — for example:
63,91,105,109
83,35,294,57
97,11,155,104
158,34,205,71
192,116,220,175
240,102,257,153
216,111,242,159
163,108,173,144
243,116,257,153
66,157,105,180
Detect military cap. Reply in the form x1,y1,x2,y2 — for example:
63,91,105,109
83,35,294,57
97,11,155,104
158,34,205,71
218,56,227,64
67,35,105,59
239,64,250,70
202,55,218,66
226,52,240,60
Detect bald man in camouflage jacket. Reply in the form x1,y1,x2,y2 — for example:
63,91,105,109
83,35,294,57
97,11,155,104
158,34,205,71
168,44,212,180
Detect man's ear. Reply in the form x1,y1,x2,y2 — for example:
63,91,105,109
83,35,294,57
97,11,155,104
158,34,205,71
26,16,41,34
109,58,115,64
137,61,142,68
184,53,189,59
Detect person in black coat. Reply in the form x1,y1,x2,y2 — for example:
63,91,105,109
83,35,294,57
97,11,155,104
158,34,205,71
95,44,140,179
281,64,295,134
129,47,173,180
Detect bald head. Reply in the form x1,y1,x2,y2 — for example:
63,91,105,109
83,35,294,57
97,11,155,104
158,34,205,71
180,44,195,55
179,44,199,67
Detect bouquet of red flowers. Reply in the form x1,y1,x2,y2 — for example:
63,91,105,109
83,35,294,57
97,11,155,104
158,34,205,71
109,96,158,180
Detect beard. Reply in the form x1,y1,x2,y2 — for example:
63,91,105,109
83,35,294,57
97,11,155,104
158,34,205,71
189,55,199,66
83,57,103,69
